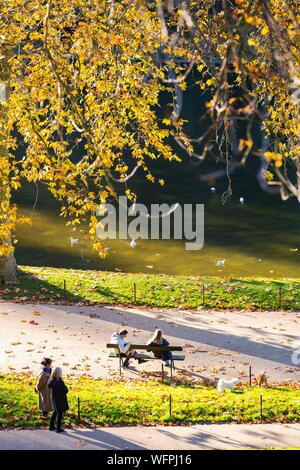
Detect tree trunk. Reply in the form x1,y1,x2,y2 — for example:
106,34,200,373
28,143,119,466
0,45,18,284
0,252,18,284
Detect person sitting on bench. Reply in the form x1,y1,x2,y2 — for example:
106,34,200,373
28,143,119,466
147,329,172,367
111,328,133,368
110,328,147,367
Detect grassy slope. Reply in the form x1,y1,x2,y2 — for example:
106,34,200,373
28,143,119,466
0,374,300,428
0,265,299,310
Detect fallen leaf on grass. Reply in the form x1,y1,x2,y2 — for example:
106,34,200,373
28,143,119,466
237,370,247,377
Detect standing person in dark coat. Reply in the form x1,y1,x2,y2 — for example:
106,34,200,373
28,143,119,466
147,329,172,366
48,367,69,433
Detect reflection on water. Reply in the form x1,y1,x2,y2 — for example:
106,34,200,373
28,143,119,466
11,78,300,279
12,150,300,279
15,195,300,278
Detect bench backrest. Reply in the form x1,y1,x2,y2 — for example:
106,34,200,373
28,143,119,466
106,343,183,352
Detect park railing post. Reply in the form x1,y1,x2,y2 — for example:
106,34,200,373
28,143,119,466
260,393,263,420
133,283,137,303
63,279,67,299
278,287,283,309
249,365,252,387
169,394,172,418
77,397,81,423
202,284,205,305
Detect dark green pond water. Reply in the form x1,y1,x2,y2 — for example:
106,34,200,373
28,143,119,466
14,155,300,279
13,81,300,279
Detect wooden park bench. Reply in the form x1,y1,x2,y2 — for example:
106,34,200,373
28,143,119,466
107,343,185,379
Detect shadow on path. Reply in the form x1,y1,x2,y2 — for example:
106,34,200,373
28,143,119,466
52,304,299,369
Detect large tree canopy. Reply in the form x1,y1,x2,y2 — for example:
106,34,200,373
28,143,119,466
0,0,177,278
0,0,299,281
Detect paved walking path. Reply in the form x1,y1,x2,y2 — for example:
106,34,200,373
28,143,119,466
0,424,300,450
0,301,299,382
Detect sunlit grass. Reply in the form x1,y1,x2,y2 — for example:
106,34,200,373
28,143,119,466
1,265,299,311
0,374,300,428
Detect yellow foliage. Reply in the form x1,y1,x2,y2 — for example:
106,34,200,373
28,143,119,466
261,25,269,36
0,0,299,258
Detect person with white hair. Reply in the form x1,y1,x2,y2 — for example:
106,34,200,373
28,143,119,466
48,367,69,433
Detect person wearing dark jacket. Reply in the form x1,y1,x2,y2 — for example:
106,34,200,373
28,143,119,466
146,329,172,366
48,367,69,433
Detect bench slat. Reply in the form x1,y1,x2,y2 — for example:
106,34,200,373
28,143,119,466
108,352,185,361
107,343,183,351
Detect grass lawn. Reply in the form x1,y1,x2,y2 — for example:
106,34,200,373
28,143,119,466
0,374,300,428
0,265,299,311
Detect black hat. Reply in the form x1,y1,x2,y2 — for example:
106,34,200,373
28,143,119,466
41,357,52,366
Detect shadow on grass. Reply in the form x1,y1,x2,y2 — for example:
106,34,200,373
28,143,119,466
228,278,286,287
0,270,140,306
231,389,245,395
0,268,299,311
0,270,109,305
94,285,132,303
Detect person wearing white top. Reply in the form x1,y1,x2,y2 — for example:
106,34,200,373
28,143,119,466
111,328,147,367
111,328,134,367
